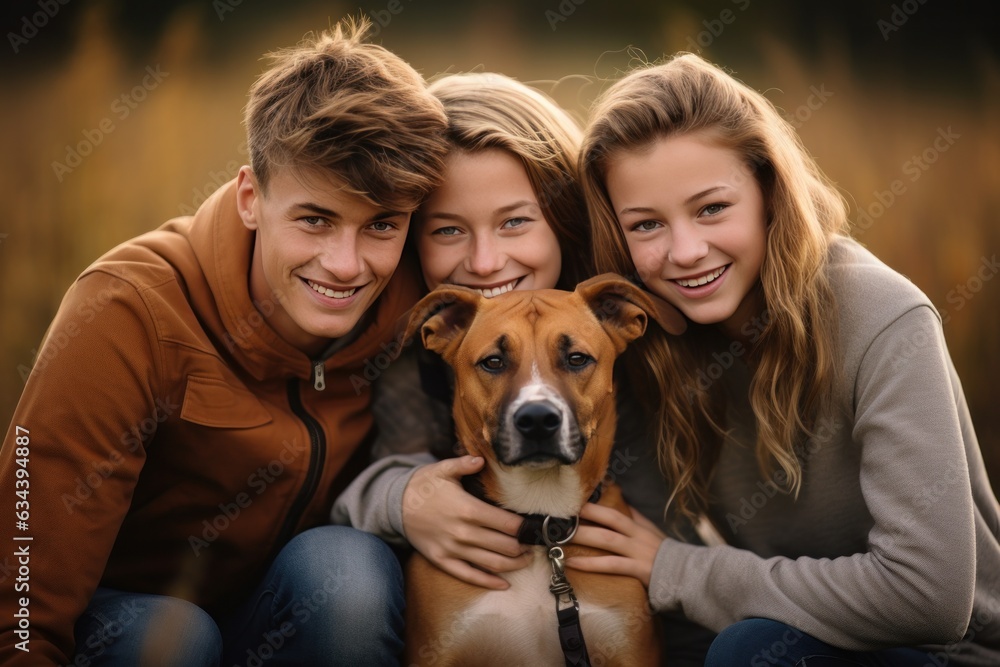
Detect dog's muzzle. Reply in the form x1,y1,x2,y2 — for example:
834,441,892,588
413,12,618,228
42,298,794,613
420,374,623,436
500,399,580,467
514,400,562,440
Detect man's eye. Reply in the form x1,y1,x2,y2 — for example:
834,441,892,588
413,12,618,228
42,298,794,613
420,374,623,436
370,221,395,232
302,216,325,226
479,356,506,372
566,352,593,368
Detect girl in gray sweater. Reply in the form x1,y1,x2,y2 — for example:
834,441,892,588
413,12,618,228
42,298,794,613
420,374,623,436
570,52,1000,665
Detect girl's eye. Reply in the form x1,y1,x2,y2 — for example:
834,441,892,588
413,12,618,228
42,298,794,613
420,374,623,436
702,203,728,217
502,217,529,229
479,355,506,372
632,220,661,232
432,226,462,237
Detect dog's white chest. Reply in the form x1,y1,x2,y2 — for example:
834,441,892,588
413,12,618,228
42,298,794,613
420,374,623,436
457,550,629,666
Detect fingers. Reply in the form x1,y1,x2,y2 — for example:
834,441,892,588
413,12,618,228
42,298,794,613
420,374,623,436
462,498,524,543
402,459,532,584
410,499,524,561
572,524,631,556
439,454,486,479
479,503,526,538
437,457,523,535
565,551,653,588
629,506,667,539
455,520,526,558
405,457,522,536
564,554,635,578
438,558,511,590
579,502,637,535
461,545,534,575
568,503,663,589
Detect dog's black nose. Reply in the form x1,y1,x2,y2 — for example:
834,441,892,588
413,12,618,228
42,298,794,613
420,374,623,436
513,401,562,440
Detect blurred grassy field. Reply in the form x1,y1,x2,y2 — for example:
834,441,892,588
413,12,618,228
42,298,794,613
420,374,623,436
1,1,998,482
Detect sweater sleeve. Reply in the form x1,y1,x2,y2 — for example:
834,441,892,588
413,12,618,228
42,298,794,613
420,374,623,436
0,271,162,665
330,347,454,543
330,453,435,543
647,305,976,649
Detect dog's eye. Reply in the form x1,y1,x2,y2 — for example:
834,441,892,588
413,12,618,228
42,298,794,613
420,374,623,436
566,352,593,369
479,356,506,373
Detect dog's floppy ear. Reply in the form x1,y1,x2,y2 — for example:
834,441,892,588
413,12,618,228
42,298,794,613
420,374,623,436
404,286,483,360
575,273,687,353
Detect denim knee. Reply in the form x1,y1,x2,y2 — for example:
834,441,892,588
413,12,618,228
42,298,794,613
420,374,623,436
259,525,405,663
272,525,404,619
73,588,222,666
706,618,806,667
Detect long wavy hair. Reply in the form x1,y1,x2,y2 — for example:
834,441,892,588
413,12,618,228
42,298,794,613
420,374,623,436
581,53,849,522
424,72,591,288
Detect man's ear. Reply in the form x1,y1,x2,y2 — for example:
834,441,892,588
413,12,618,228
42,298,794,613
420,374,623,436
575,273,687,354
404,286,482,361
236,166,260,231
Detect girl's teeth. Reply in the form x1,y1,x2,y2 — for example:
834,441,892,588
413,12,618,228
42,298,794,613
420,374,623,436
475,279,518,298
308,281,356,299
676,266,726,288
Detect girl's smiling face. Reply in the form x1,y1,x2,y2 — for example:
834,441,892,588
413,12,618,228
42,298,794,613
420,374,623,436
417,148,562,297
606,131,768,339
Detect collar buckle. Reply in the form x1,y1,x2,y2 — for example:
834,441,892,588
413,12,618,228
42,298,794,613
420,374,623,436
542,514,580,547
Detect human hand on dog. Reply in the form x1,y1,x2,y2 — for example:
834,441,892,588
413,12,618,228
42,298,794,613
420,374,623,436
402,455,533,590
565,502,667,588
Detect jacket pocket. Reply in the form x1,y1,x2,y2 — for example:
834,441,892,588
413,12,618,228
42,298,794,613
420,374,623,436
180,375,273,428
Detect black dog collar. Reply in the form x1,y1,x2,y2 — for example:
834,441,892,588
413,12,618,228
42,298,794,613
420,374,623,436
461,475,603,545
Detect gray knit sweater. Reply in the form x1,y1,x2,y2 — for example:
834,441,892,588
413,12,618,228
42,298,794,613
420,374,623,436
635,237,1000,664
332,237,1000,665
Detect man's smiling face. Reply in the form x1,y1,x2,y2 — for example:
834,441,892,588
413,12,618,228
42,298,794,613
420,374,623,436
237,165,412,354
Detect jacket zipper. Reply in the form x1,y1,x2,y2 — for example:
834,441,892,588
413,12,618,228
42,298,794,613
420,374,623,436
312,360,325,391
273,377,327,554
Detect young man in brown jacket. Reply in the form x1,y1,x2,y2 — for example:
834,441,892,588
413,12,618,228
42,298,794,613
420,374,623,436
0,18,448,665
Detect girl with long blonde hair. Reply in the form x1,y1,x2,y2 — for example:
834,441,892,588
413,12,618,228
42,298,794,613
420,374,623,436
568,53,1000,665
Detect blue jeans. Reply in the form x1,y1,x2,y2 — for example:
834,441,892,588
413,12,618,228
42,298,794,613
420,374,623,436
706,618,936,666
71,526,405,666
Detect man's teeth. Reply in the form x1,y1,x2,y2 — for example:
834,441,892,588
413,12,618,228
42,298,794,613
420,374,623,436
474,279,518,298
307,280,356,299
676,266,726,288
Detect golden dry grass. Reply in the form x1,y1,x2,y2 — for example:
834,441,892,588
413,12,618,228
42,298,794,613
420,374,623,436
2,4,998,479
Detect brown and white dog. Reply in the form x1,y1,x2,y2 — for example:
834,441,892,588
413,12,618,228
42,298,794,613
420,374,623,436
402,274,685,667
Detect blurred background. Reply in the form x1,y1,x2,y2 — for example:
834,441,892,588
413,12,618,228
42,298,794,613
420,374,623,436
1,0,998,482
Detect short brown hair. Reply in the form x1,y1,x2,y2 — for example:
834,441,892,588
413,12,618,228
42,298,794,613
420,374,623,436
245,17,449,210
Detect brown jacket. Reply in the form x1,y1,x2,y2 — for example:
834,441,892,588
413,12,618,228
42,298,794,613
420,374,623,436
0,180,419,664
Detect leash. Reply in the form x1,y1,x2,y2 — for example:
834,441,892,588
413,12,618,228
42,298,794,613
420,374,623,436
461,476,599,666
543,518,592,667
